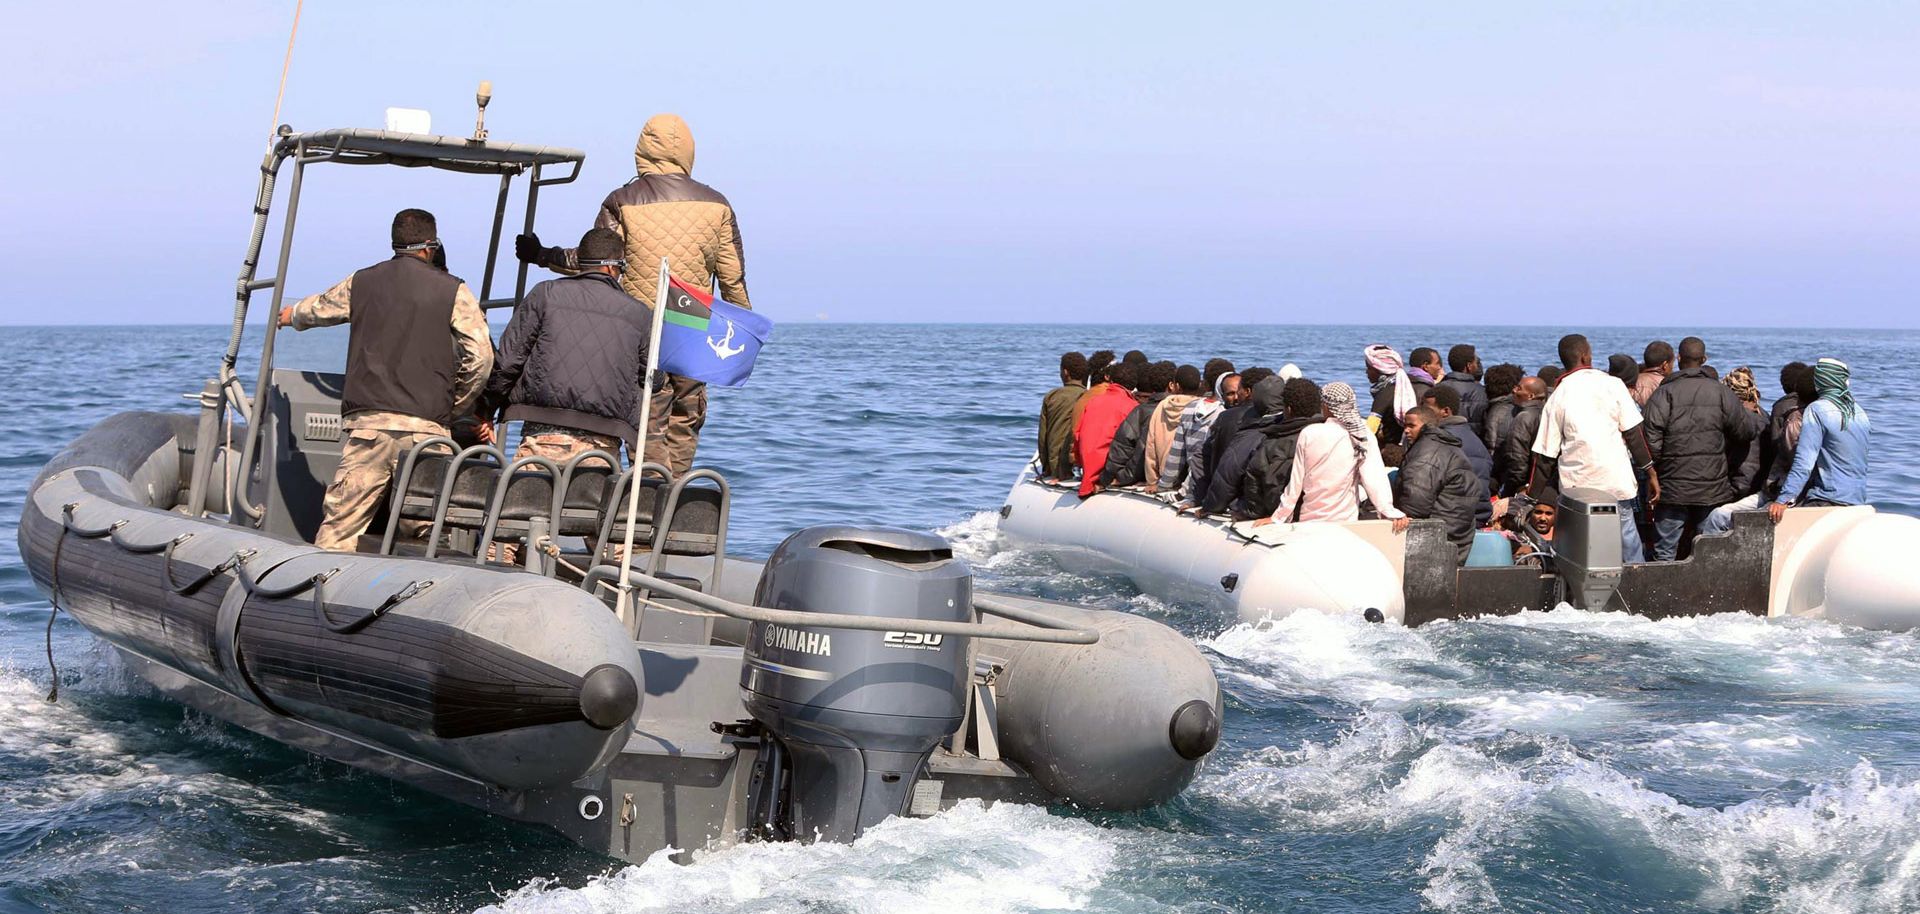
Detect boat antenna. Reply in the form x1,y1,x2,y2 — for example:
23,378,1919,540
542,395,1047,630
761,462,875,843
267,0,304,142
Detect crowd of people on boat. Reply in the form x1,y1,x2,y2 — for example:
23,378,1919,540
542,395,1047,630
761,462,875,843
1036,335,1872,565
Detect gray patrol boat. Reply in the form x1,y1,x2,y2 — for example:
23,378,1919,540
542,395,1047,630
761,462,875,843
18,122,1221,862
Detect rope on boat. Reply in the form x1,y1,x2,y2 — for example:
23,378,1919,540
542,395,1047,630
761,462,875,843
55,500,433,641
550,542,724,619
41,504,83,703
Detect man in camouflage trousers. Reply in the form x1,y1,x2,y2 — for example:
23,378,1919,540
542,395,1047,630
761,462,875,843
279,208,495,552
481,227,660,563
515,114,751,474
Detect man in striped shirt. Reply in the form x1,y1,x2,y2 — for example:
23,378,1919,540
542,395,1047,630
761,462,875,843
1152,360,1243,504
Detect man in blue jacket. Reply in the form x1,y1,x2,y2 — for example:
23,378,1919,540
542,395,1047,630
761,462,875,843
1422,384,1492,495
1770,358,1871,522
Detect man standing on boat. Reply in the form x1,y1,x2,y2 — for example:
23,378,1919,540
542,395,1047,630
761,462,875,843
477,227,657,561
277,208,494,552
516,114,751,475
1526,333,1658,562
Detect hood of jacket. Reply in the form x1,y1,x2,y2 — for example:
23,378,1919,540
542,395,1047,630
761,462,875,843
1442,370,1479,385
1416,424,1463,450
1249,376,1288,417
1156,393,1200,434
634,114,695,176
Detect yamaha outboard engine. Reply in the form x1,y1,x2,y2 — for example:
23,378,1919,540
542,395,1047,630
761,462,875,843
741,525,971,842
1556,487,1626,611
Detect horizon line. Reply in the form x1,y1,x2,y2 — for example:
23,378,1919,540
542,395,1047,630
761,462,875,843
1,320,1913,333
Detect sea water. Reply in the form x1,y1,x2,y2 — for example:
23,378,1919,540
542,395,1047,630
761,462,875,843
3,323,1917,914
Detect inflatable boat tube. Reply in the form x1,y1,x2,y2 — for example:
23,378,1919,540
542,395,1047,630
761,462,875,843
997,478,1406,624
977,598,1221,808
20,412,643,790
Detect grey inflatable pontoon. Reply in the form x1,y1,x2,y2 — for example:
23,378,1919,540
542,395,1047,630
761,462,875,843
17,123,1222,863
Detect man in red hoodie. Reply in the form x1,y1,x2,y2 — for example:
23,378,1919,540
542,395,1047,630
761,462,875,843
1075,360,1142,497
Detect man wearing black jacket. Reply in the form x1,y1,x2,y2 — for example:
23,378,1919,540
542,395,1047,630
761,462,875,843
1437,344,1490,443
1202,377,1320,519
1184,366,1274,509
1640,336,1763,560
482,227,657,481
1394,405,1489,563
1497,376,1547,497
1101,360,1177,488
1423,384,1492,494
1482,363,1523,470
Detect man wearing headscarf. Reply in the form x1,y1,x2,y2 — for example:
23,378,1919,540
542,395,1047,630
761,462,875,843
1364,345,1426,446
1770,358,1871,522
1252,381,1403,525
1720,367,1770,500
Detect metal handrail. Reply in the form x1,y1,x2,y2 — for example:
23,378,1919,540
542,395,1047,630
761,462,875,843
423,444,508,558
643,467,731,599
579,567,1101,646
381,436,458,554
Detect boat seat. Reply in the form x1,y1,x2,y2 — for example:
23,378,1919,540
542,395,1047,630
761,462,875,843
493,464,617,536
602,483,722,557
398,453,499,525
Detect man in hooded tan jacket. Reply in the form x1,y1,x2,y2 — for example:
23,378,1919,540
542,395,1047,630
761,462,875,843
517,114,751,474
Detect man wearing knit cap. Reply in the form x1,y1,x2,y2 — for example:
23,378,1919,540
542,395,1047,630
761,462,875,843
517,114,751,475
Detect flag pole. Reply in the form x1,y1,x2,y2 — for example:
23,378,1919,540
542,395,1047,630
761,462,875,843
615,256,672,628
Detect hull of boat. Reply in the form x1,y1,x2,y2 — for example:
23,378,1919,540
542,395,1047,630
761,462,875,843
20,412,1225,864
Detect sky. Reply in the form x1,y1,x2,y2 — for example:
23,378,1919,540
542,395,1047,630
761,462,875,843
0,1,1915,327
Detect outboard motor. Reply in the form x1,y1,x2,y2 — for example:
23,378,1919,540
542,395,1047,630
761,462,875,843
1555,487,1625,611
741,526,971,842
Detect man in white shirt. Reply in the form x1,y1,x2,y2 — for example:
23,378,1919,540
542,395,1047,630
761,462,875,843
1527,334,1660,562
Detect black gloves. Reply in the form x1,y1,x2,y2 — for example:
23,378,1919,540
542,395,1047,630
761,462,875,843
514,232,565,268
514,232,542,263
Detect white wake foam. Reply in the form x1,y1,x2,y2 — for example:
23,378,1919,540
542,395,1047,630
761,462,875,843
476,800,1140,914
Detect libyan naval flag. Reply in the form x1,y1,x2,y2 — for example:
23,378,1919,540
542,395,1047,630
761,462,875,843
656,276,772,387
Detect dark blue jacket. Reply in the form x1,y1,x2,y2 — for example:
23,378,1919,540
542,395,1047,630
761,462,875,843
1439,415,1493,495
1439,371,1490,443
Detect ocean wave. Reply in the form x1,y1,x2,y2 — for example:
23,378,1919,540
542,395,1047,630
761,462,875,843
1202,708,1920,913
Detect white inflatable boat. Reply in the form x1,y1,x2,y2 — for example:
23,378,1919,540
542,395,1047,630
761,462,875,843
997,472,1920,631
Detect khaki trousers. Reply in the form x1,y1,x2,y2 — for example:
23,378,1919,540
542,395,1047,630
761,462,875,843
315,429,435,552
649,374,706,475
492,428,624,564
